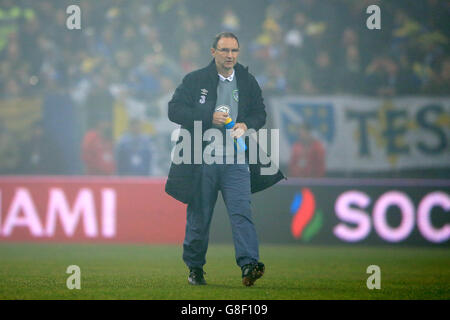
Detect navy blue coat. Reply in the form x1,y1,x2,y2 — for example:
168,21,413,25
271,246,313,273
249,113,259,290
165,60,286,204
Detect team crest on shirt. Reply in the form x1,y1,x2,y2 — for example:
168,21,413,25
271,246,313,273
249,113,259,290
232,89,239,102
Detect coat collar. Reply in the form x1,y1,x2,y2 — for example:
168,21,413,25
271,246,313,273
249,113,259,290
207,59,248,84
218,69,235,82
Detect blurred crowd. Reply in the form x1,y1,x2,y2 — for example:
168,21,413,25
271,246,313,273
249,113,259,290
0,0,449,176
1,0,449,99
0,117,156,176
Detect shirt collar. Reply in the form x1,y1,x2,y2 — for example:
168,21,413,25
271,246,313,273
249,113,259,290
218,69,235,82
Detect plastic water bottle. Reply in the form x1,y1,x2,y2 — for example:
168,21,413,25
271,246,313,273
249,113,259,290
224,117,247,152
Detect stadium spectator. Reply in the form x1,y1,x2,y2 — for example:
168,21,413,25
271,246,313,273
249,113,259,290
396,54,422,94
424,57,450,95
19,121,64,175
336,28,362,93
311,50,335,94
221,8,240,32
256,61,288,95
365,56,399,96
0,121,20,175
84,75,114,124
179,40,202,74
129,54,162,101
81,118,115,175
289,123,326,178
116,118,153,176
336,45,362,93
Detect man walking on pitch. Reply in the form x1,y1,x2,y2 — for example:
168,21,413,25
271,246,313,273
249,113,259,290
165,32,285,286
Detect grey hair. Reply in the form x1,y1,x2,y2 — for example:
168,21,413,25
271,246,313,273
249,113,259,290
212,32,239,49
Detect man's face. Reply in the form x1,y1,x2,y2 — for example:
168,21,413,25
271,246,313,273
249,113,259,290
211,37,240,71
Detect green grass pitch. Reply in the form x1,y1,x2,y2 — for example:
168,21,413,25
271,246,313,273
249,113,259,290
0,243,449,299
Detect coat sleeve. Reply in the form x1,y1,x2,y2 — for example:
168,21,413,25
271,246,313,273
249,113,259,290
168,74,214,129
242,74,267,131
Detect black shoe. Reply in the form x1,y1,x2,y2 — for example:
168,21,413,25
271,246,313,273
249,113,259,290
241,262,265,287
188,267,206,285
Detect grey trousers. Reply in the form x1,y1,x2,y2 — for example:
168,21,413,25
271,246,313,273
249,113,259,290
182,160,259,269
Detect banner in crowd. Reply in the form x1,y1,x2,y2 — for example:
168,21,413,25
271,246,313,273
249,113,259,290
0,98,41,141
269,96,450,172
0,96,81,174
